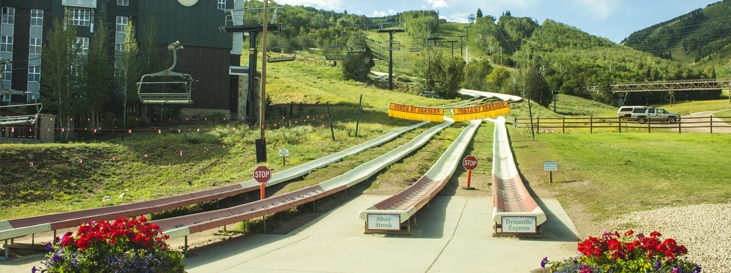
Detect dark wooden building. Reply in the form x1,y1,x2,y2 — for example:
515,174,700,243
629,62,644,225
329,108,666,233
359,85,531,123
0,0,244,118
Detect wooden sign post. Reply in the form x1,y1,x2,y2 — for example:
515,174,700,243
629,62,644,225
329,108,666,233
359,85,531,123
543,161,557,183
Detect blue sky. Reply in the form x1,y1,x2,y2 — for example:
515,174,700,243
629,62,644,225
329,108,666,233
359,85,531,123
277,0,718,43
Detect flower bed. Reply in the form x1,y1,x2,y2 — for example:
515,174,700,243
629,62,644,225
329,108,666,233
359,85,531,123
34,216,184,273
541,230,701,273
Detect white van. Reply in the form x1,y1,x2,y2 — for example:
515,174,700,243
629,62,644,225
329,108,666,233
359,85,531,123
617,106,646,119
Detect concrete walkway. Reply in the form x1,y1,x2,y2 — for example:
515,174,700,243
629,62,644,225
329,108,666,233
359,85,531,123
184,195,580,273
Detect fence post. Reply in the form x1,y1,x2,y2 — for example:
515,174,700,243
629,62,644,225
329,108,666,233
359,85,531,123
590,116,593,134
562,116,565,134
514,117,517,128
648,117,651,133
678,116,681,134
710,115,713,134
327,102,335,141
537,117,540,134
618,117,621,133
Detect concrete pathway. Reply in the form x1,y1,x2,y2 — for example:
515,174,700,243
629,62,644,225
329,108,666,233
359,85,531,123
184,195,580,273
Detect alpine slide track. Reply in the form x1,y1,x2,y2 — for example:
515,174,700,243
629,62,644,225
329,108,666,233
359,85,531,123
1,91,562,272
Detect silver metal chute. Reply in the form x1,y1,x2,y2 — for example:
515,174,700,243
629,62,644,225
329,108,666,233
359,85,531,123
136,41,194,104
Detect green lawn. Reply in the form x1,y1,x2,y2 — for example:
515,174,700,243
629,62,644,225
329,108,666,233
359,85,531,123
511,130,731,219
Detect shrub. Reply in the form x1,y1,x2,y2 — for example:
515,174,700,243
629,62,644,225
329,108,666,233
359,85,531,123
541,230,701,273
35,216,184,273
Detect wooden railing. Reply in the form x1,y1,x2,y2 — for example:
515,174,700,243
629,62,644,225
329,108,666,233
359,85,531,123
514,116,731,134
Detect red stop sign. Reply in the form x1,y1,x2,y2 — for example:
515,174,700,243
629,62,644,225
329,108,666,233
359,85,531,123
253,165,271,183
463,155,478,171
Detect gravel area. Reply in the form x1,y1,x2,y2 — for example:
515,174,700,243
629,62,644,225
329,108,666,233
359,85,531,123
605,202,731,273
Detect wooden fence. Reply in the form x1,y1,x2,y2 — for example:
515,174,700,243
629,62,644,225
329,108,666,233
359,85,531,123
514,116,731,134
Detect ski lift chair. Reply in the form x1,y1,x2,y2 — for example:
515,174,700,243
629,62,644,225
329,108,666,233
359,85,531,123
267,32,296,63
409,42,422,52
347,33,367,53
0,87,43,126
380,40,401,52
137,41,194,104
325,44,352,61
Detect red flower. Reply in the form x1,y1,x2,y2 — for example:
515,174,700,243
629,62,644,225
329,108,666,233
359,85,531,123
624,230,634,236
650,231,662,237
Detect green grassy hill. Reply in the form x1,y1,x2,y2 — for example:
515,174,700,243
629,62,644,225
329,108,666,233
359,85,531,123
623,1,731,75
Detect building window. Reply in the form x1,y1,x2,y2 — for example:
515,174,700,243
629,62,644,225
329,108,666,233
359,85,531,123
217,0,226,10
117,0,129,6
116,16,128,33
29,37,42,54
1,35,12,52
1,7,14,25
28,66,40,82
76,37,89,54
2,63,11,80
27,92,39,103
69,8,91,27
31,9,43,27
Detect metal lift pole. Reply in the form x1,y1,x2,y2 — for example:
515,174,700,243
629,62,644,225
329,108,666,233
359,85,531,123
248,32,258,126
388,32,394,91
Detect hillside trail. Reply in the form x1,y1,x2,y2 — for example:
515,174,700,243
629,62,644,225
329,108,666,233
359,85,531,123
669,110,731,134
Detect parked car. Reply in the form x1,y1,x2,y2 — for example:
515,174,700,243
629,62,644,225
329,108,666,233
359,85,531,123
420,91,441,99
631,108,680,124
617,106,646,118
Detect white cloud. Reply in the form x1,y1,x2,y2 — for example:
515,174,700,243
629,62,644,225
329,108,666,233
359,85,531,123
425,0,449,8
276,0,342,11
372,9,397,17
448,12,470,23
572,0,620,20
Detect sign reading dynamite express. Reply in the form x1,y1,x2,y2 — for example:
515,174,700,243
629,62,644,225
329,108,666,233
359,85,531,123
389,103,444,122
453,101,510,122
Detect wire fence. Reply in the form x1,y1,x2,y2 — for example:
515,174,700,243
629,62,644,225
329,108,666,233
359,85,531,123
514,115,731,134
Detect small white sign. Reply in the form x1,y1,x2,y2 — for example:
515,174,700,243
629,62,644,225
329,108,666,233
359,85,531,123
501,216,537,234
367,214,400,231
543,161,558,172
279,149,289,157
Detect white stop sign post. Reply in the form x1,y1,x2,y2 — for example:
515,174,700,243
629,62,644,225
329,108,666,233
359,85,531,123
254,165,271,200
463,155,478,189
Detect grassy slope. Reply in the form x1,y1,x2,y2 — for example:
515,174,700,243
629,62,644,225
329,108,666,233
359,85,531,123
0,56,448,220
511,128,731,220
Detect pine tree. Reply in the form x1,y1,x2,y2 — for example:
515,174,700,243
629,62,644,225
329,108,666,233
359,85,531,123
115,19,140,128
476,8,483,18
83,18,113,125
40,19,81,139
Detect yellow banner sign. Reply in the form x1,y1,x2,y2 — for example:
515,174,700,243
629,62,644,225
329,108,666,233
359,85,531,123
389,103,444,122
453,101,510,122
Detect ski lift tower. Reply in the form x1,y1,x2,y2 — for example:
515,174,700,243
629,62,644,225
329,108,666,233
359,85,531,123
446,39,458,57
220,5,284,162
219,6,283,125
457,34,466,56
465,14,475,41
377,23,405,91
427,33,444,48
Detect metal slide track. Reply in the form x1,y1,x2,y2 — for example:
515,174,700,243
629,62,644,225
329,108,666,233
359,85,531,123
357,120,481,223
489,116,546,225
0,122,427,241
459,89,523,102
154,118,454,239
